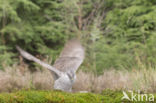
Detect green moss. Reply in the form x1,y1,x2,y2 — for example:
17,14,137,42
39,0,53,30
0,90,155,103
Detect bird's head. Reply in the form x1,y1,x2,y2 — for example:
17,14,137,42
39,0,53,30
66,70,76,83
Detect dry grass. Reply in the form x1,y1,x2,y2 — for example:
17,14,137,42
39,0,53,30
0,64,156,93
74,69,156,93
0,64,53,92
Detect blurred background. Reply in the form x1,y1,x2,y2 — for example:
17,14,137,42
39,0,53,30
0,0,156,93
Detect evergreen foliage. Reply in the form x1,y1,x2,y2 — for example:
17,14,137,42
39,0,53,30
0,0,77,69
94,0,156,74
0,0,156,74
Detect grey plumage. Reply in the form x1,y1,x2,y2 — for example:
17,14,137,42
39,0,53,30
16,39,85,92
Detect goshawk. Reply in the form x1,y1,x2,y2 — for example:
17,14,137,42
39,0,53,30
16,39,84,92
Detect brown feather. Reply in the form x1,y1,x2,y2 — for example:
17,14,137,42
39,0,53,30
53,39,85,73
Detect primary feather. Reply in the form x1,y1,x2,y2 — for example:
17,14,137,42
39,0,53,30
53,39,85,73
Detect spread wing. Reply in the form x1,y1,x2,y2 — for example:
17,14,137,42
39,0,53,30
53,39,85,73
16,39,85,78
16,45,62,77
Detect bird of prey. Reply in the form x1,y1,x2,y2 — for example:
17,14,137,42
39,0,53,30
16,39,85,92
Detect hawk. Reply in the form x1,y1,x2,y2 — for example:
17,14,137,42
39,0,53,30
16,39,85,92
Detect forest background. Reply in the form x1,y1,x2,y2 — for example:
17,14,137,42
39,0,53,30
0,0,156,93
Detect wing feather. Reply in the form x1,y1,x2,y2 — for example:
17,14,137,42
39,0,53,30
16,45,62,77
53,39,85,73
16,39,84,77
